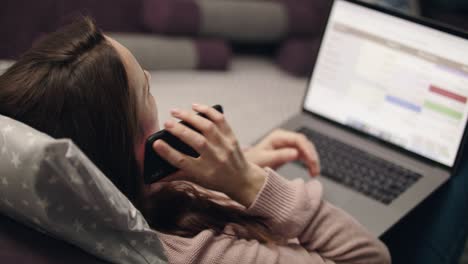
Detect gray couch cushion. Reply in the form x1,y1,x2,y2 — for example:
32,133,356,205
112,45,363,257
0,114,167,264
109,33,230,70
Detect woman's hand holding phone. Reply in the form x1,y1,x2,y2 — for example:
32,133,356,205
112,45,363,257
152,103,267,207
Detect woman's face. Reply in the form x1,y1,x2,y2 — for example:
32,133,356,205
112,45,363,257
106,36,159,171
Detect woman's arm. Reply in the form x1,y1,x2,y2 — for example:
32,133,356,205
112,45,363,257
157,168,390,264
153,104,390,263
247,168,391,263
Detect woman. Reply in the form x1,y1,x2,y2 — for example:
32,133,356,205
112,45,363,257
0,18,390,263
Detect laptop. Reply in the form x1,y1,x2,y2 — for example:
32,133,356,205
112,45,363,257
273,0,468,236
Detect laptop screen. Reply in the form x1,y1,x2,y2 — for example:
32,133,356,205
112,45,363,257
304,0,468,167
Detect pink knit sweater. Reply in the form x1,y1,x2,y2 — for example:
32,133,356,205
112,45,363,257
157,168,391,264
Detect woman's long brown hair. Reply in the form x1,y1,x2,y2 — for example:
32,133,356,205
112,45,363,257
0,18,276,243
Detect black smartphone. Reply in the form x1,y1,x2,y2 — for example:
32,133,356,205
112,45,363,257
143,105,224,184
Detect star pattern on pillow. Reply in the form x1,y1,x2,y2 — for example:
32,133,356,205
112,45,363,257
1,146,6,155
1,177,8,186
73,219,85,233
145,235,156,245
96,242,105,253
31,163,40,172
11,152,21,168
0,118,168,264
37,198,50,210
22,182,29,189
2,124,13,134
2,198,13,207
120,244,130,256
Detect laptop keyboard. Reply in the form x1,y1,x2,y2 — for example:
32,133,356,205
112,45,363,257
296,127,422,205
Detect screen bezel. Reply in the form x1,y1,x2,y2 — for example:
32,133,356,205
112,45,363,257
301,0,468,174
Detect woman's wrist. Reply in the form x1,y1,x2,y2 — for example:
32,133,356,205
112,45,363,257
229,164,267,207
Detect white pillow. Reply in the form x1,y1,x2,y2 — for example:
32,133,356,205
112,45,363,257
0,114,167,264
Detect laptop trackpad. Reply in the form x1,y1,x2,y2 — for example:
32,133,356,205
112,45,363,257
276,163,354,206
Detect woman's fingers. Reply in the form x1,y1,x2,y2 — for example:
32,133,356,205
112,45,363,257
157,170,190,183
289,133,320,176
192,104,233,136
146,170,189,194
170,108,222,141
152,138,196,171
305,141,321,176
266,148,299,169
295,136,320,176
163,120,209,154
271,130,321,176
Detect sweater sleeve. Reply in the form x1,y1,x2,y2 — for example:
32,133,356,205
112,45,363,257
247,168,391,263
156,168,391,264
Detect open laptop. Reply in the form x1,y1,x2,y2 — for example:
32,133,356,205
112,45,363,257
274,0,468,236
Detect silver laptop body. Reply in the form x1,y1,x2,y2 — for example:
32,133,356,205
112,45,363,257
273,0,468,236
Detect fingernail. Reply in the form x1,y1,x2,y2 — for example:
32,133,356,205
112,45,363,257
170,108,180,115
153,139,162,148
164,120,175,128
192,103,200,108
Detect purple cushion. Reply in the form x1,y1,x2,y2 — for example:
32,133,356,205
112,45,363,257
0,0,59,59
276,38,321,76
56,0,144,32
196,39,232,70
142,0,328,41
0,0,144,59
284,0,331,37
142,0,200,34
0,214,108,264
